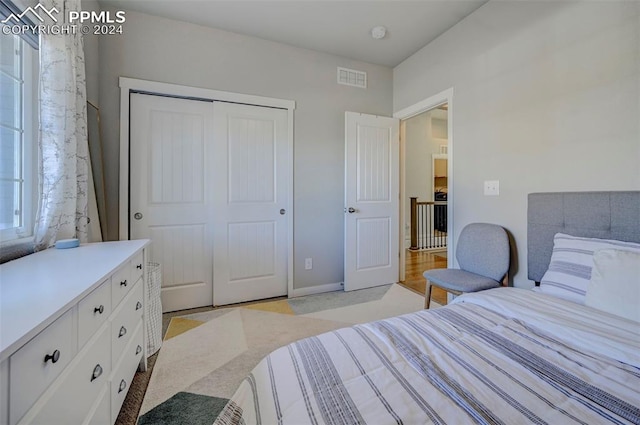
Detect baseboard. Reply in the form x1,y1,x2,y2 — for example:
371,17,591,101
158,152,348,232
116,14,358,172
290,282,343,298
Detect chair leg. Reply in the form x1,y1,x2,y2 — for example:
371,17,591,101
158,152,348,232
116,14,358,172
424,280,433,309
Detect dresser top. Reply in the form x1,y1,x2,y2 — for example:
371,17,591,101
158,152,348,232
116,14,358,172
0,240,149,361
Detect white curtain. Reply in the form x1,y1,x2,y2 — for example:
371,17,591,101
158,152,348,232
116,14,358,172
34,0,90,250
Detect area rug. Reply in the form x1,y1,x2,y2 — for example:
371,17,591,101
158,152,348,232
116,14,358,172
138,284,435,424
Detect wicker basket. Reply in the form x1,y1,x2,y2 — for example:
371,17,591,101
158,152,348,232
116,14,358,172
146,262,163,356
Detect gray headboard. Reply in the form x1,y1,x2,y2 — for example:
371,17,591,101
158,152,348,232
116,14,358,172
528,191,640,283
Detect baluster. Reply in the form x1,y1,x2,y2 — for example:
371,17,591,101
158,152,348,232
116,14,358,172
410,197,418,250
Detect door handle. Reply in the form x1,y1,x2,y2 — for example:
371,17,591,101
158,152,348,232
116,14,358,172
134,212,143,220
347,207,356,214
91,364,103,382
279,209,286,215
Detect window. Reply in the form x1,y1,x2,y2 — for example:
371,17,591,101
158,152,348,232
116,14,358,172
0,26,38,243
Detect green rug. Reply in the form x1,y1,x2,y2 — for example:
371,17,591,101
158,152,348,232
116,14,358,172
138,393,227,425
139,284,430,424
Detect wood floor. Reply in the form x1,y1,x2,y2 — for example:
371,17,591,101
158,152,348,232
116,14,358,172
400,249,448,305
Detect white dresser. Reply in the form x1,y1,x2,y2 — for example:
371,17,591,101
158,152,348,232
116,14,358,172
0,240,150,425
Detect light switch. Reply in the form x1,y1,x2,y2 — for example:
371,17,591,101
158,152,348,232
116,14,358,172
484,180,499,196
305,258,313,270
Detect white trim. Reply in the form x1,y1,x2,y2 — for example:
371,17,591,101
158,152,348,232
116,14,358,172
287,108,295,299
395,88,454,271
398,121,406,281
0,39,37,244
118,82,130,241
119,77,295,111
393,88,453,121
119,77,296,301
291,282,343,298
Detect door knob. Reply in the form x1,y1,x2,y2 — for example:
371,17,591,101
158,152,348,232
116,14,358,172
44,350,60,364
134,212,143,220
348,207,356,213
280,209,286,215
91,364,103,382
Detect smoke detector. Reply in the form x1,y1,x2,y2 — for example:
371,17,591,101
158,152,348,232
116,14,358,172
371,26,387,40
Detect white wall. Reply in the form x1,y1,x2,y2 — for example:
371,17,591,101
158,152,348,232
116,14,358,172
98,9,393,290
394,1,640,287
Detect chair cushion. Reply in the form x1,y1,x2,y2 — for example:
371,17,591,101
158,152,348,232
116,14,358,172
423,268,501,292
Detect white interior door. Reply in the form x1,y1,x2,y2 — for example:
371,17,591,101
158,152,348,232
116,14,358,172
344,112,400,291
213,102,289,306
130,93,215,312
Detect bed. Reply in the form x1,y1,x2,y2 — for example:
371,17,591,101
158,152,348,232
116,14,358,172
215,191,640,425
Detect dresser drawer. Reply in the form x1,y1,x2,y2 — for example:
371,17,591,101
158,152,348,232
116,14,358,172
9,309,75,425
111,281,143,367
111,263,132,308
20,325,111,425
83,386,110,425
110,322,143,421
79,280,111,349
131,250,144,283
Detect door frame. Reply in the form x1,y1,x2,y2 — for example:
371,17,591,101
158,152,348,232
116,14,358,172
118,77,296,299
394,88,454,281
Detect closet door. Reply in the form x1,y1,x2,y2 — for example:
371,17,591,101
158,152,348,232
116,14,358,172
212,102,289,305
130,93,215,312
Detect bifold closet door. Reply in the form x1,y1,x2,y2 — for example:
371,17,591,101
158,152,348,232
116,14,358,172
130,93,215,312
212,102,289,306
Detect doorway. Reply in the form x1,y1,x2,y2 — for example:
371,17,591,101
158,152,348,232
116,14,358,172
395,88,453,304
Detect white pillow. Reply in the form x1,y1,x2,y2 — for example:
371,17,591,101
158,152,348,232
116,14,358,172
585,249,640,322
538,233,640,304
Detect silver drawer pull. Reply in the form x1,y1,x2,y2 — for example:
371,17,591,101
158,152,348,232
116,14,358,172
136,345,142,355
120,279,128,287
44,349,60,364
136,264,142,270
94,305,104,314
118,379,127,393
91,364,103,382
136,301,142,311
118,326,127,338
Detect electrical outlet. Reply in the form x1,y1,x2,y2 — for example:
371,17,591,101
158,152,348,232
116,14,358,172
304,258,313,270
484,180,500,196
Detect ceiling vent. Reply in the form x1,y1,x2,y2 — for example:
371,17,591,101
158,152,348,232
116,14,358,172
337,67,367,89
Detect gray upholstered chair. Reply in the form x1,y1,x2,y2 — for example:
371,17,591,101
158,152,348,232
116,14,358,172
423,223,510,309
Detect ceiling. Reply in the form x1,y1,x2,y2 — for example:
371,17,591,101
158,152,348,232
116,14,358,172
98,0,488,67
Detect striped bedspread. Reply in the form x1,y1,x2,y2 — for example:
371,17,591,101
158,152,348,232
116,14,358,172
214,288,640,425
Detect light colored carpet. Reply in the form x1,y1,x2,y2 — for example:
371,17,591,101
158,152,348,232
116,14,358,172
138,283,437,424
